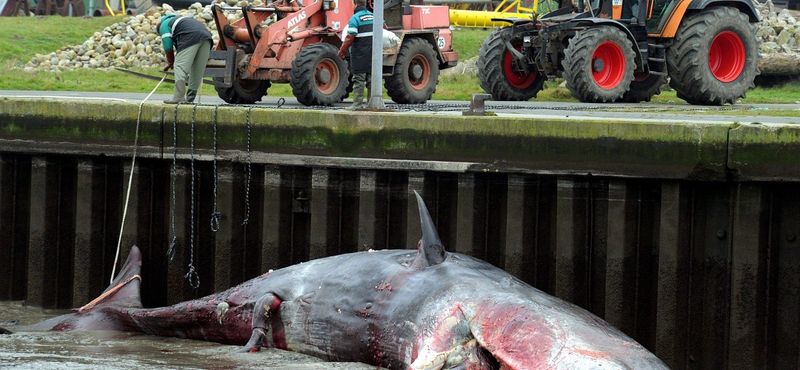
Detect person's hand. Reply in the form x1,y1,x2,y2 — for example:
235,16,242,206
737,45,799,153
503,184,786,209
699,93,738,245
164,50,175,72
339,34,354,60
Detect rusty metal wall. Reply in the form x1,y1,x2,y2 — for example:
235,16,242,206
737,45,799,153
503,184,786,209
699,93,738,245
0,152,797,369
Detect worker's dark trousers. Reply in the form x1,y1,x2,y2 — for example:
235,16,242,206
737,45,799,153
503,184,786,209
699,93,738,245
174,39,212,97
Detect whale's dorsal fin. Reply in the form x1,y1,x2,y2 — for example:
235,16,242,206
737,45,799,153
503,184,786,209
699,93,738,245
412,190,446,268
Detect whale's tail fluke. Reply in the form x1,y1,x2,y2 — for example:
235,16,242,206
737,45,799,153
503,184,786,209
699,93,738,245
23,245,144,332
78,245,144,313
413,191,446,268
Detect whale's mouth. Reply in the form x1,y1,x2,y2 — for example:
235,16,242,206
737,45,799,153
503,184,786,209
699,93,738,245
464,299,664,370
410,305,501,369
468,301,561,369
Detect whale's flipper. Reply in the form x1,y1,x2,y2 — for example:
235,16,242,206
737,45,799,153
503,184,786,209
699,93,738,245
412,191,446,268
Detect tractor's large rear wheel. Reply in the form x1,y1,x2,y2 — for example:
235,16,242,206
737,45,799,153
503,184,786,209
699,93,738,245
477,27,545,101
667,7,759,105
291,43,350,106
215,78,270,104
619,72,666,103
385,38,440,104
562,26,635,103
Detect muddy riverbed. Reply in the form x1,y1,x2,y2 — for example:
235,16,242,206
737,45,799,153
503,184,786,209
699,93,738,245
0,301,383,370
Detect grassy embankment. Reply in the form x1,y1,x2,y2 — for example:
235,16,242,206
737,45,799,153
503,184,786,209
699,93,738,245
0,15,799,106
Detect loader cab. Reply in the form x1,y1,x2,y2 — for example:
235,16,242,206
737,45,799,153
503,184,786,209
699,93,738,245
370,0,419,30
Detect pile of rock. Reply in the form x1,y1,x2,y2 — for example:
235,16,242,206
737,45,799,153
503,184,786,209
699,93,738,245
755,0,800,75
22,1,256,72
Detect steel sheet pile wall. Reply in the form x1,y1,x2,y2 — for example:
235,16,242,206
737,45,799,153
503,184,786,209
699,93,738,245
1,98,800,369
0,153,797,369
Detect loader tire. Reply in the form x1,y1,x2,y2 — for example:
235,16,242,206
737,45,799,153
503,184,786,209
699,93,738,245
619,72,666,103
385,38,439,104
477,27,545,101
291,43,350,106
562,26,635,103
215,78,270,104
667,7,759,105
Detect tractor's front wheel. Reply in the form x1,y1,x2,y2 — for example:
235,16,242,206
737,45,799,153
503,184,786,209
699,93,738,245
385,38,439,104
667,7,759,105
477,26,545,101
562,26,635,103
214,78,270,104
290,43,350,106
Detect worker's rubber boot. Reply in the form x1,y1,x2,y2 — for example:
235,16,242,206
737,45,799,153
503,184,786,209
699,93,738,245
186,89,197,103
164,81,187,104
346,85,364,111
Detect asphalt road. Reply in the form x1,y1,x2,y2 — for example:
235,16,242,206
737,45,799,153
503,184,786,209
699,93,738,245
1,90,798,125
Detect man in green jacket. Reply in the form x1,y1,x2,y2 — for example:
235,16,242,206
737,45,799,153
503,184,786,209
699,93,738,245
338,0,386,110
157,14,213,104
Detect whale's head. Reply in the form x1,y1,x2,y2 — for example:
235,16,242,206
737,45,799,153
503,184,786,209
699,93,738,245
459,295,666,370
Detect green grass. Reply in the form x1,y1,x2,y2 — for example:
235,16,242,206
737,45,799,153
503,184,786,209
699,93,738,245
0,17,121,64
0,16,176,94
0,15,799,111
449,28,488,61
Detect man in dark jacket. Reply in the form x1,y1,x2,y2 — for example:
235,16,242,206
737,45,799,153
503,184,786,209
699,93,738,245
157,14,213,104
338,0,385,110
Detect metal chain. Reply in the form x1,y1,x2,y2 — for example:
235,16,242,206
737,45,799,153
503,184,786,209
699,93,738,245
210,105,221,232
186,104,200,289
242,107,253,226
209,100,740,114
167,103,180,261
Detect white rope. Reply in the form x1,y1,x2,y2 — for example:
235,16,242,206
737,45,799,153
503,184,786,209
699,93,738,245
110,74,167,284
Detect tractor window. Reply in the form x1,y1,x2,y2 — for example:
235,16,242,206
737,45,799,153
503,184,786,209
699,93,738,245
646,0,678,34
538,0,560,14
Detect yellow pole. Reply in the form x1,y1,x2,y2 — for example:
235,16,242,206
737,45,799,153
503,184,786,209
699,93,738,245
104,0,125,16
104,0,116,15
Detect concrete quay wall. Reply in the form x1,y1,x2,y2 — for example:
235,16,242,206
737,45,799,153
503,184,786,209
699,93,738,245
1,98,800,369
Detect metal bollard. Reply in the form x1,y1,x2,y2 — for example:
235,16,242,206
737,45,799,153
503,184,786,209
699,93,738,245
463,93,492,116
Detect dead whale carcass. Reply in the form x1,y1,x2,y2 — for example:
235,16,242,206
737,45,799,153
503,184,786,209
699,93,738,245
12,192,668,369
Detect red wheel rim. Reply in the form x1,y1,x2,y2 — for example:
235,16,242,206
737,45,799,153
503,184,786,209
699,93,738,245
408,54,431,90
592,41,625,89
503,42,539,89
315,58,339,95
709,31,745,83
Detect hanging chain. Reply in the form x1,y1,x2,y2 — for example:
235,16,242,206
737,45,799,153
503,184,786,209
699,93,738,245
167,103,180,261
210,105,221,232
185,104,200,289
242,107,253,226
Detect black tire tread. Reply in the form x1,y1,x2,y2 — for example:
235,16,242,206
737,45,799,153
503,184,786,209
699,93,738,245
385,38,439,104
214,78,270,104
290,43,350,106
562,26,635,103
667,7,760,105
619,73,666,103
476,27,545,101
